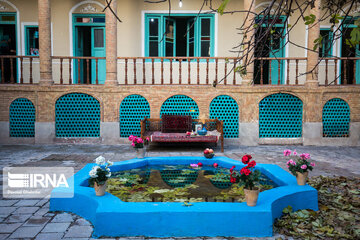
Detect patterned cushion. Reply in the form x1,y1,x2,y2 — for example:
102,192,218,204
161,115,192,133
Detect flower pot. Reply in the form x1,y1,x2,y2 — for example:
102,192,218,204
296,171,308,185
136,148,146,158
94,181,107,196
244,188,259,207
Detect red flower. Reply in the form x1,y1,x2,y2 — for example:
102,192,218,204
230,177,237,183
197,162,203,167
213,163,218,168
247,160,256,168
230,165,236,173
240,167,251,176
241,155,250,164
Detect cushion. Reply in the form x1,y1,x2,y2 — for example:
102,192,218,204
161,115,192,133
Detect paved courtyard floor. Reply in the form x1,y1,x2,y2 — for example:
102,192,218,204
0,143,359,240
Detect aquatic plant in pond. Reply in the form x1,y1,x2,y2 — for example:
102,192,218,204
50,156,318,238
105,164,277,202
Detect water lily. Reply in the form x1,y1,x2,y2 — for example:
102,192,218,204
190,163,198,168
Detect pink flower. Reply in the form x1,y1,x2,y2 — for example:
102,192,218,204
310,162,316,167
128,135,134,141
146,137,150,141
293,150,297,155
137,138,143,144
291,161,296,166
131,142,135,147
190,164,198,168
301,164,307,170
283,149,292,157
300,153,311,160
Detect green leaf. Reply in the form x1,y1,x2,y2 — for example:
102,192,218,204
217,0,231,15
330,14,343,24
282,205,293,214
304,14,316,25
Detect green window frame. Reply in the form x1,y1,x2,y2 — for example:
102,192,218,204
25,25,39,56
144,13,215,57
254,15,287,84
319,29,333,57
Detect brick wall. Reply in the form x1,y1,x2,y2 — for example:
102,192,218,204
1,85,359,122
0,84,359,145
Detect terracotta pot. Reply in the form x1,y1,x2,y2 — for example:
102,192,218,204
136,148,146,158
244,188,259,207
94,181,107,196
296,171,309,185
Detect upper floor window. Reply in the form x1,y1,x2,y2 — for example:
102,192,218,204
145,13,215,57
319,29,333,57
25,26,39,56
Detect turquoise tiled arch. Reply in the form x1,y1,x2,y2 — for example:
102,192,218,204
9,98,35,137
259,93,303,138
209,95,239,138
55,93,100,137
120,95,151,137
160,95,199,119
322,98,350,137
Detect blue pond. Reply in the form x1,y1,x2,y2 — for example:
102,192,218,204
50,156,318,238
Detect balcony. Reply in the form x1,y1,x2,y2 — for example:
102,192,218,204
0,55,359,86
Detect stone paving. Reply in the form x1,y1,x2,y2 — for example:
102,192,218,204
0,143,359,239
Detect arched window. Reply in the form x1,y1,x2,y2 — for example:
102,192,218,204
160,95,199,119
210,95,239,138
322,98,350,137
55,93,100,137
120,95,150,137
10,98,35,137
259,93,303,138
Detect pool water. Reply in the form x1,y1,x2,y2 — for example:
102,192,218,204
51,156,319,238
105,164,278,202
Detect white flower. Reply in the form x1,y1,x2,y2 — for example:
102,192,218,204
95,156,106,165
89,169,98,178
92,166,101,171
106,172,111,178
107,160,114,166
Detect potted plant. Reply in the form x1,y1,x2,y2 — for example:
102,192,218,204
284,149,315,185
89,156,113,196
129,135,149,158
230,154,261,206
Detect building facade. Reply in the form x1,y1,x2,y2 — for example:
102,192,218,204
0,0,359,146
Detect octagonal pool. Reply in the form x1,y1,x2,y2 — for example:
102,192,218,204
50,156,318,238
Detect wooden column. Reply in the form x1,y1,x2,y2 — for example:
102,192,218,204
242,0,256,85
305,0,321,87
38,0,53,85
105,0,118,85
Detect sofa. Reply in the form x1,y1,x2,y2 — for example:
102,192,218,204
140,115,224,152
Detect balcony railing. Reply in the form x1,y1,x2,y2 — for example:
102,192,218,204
0,55,358,86
0,55,39,84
